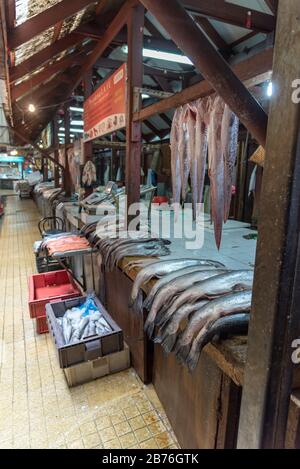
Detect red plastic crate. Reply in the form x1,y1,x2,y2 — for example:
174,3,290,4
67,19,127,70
36,316,49,334
28,270,81,319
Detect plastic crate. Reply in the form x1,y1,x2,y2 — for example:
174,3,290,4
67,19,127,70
28,270,81,319
63,344,130,387
46,296,124,368
36,316,49,334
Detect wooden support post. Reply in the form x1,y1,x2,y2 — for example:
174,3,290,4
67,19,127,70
63,105,73,196
111,132,118,180
83,70,94,197
139,0,268,147
125,3,144,225
53,115,60,188
237,0,300,448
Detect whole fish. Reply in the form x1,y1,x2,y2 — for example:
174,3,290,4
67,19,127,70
62,316,72,344
130,258,225,308
154,300,209,354
143,260,225,311
110,242,170,271
183,107,195,202
73,316,90,340
176,290,252,366
192,99,209,219
222,106,239,222
162,270,253,339
124,259,159,272
170,107,183,209
106,238,166,270
208,95,225,249
103,233,153,266
178,105,188,202
145,269,228,338
190,312,249,357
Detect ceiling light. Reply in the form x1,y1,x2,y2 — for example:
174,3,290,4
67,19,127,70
70,128,84,134
70,106,84,113
267,81,273,97
28,103,36,113
71,120,84,126
122,45,193,65
10,149,18,156
142,94,150,99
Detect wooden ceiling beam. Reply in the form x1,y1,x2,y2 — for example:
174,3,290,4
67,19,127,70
183,0,275,33
133,47,274,122
230,31,258,49
140,0,268,147
9,33,84,83
52,21,64,44
11,45,93,101
8,0,96,49
194,16,230,52
5,0,15,29
264,0,278,14
144,119,161,136
95,56,184,80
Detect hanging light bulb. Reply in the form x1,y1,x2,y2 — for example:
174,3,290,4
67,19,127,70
28,104,36,113
10,149,18,156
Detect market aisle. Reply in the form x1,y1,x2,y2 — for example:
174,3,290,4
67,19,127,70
0,195,178,449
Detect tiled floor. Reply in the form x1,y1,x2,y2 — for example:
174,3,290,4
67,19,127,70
0,194,179,449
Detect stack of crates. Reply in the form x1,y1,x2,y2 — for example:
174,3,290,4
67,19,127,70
28,270,81,334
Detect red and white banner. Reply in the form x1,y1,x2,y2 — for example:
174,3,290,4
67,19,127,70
83,64,127,142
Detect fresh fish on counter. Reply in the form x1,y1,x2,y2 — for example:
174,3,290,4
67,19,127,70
175,290,252,366
158,270,253,341
105,237,170,270
144,269,228,338
154,301,209,354
107,241,171,271
189,312,249,356
143,260,225,311
130,258,225,308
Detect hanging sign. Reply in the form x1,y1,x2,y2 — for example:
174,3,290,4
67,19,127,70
83,64,127,142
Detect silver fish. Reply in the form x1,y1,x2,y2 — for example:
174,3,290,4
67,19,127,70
143,261,225,311
110,242,170,271
73,316,90,340
190,312,249,356
145,269,227,338
62,316,72,345
163,270,253,341
154,300,209,354
130,258,225,308
176,290,252,366
170,107,183,209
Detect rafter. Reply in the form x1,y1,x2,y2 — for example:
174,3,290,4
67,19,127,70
144,119,161,137
11,44,93,101
194,16,229,52
133,47,274,122
8,0,96,49
230,31,258,49
264,0,278,14
183,0,275,33
9,33,84,83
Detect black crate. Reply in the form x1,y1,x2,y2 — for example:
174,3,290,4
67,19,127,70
46,296,124,368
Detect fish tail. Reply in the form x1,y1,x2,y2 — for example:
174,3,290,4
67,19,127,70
161,333,177,354
186,349,201,372
130,292,144,315
145,321,155,339
175,342,192,364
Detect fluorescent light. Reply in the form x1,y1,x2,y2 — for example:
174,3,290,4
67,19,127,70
71,128,84,134
267,81,273,97
70,106,84,113
122,45,193,65
71,120,84,126
142,94,150,99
